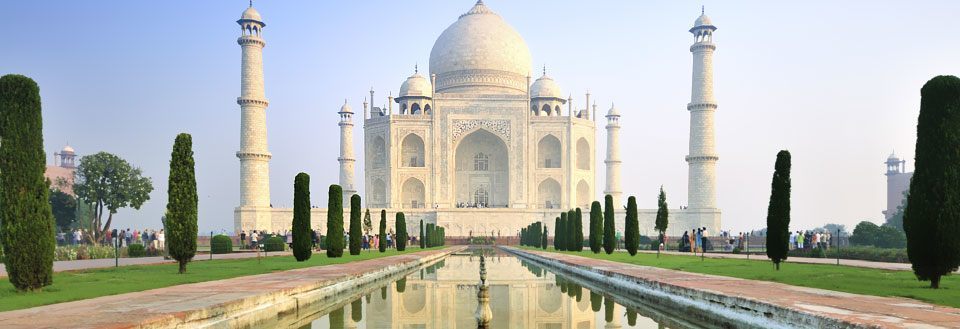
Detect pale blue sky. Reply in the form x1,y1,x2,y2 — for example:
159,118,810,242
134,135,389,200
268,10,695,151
2,1,955,234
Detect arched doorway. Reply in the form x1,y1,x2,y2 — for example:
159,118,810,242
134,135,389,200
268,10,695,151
371,178,386,207
576,180,590,209
455,129,509,207
401,134,425,167
538,178,561,209
576,138,591,170
537,135,561,168
401,178,425,208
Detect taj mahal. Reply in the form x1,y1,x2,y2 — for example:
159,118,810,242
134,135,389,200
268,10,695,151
234,1,722,237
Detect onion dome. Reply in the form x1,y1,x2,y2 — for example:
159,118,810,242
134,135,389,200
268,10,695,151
530,74,563,100
607,103,620,117
399,72,433,98
339,99,353,113
62,145,75,154
241,6,262,22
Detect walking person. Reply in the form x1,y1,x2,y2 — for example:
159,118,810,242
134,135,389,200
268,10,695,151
240,230,247,250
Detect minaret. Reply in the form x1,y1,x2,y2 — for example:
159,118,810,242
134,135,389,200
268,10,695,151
686,8,719,210
604,104,622,207
339,100,357,206
236,4,271,225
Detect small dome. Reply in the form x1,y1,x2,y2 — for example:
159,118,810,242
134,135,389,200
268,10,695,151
62,145,75,154
399,73,433,98
339,100,353,113
888,152,899,160
241,7,262,22
530,74,563,99
694,14,712,27
607,104,620,116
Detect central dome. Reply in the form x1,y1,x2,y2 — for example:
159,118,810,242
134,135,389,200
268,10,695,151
429,1,532,94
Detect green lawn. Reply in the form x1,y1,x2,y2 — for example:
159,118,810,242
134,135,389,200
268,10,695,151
0,248,440,312
521,247,960,308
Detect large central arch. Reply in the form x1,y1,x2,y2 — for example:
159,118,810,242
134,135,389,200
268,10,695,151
455,129,509,207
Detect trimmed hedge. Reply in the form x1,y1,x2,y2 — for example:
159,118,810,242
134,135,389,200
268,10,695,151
263,236,286,252
211,235,233,254
789,246,908,263
127,244,146,257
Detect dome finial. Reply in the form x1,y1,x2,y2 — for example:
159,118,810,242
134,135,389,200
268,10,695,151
415,63,418,74
542,65,547,76
701,5,705,15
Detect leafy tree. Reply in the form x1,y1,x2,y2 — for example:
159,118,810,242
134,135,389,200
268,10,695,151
378,210,387,252
326,185,344,258
292,173,312,261
655,186,669,244
165,133,198,274
603,195,615,254
765,150,791,270
395,212,407,251
73,152,153,243
820,223,848,237
0,74,56,291
589,201,602,253
49,190,77,232
420,220,425,248
850,221,881,246
905,75,960,288
572,208,584,251
625,196,639,255
363,209,372,235
877,225,907,249
349,194,362,255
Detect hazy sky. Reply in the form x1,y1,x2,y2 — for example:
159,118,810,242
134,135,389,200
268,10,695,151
3,1,955,234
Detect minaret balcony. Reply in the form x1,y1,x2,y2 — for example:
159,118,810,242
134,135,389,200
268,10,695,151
237,97,269,107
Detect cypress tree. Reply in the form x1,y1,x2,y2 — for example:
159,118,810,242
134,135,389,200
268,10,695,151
292,173,312,261
541,225,548,249
603,195,615,254
378,210,387,252
553,216,561,250
589,201,602,253
395,212,407,251
625,196,639,255
558,212,568,251
349,194,361,255
0,74,55,290
165,133,198,274
572,208,584,251
905,75,960,288
655,186,669,246
419,220,425,248
426,223,434,247
766,150,791,270
326,185,344,258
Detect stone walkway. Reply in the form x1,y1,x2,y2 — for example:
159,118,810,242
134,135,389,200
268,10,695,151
511,247,960,329
637,249,917,271
0,247,460,328
0,250,294,277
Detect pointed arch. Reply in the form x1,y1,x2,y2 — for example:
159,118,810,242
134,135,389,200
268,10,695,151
537,178,561,209
455,129,509,207
371,135,386,169
576,180,590,209
537,134,561,168
401,177,425,209
411,103,421,114
401,134,425,167
576,137,590,170
371,178,386,207
423,103,431,115
541,104,551,116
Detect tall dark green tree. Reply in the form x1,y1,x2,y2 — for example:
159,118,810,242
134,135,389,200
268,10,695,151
625,196,639,256
378,210,387,252
395,212,407,251
572,208,584,251
541,225,548,249
566,210,576,250
589,201,602,253
655,186,669,244
292,173,312,261
766,150,791,270
558,212,568,251
0,74,55,290
603,195,615,254
349,194,361,255
553,216,561,250
165,133,198,274
419,220,425,248
904,75,960,288
326,185,344,258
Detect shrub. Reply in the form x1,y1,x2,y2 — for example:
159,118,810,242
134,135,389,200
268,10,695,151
211,234,233,254
789,246,909,263
128,244,146,257
263,236,286,252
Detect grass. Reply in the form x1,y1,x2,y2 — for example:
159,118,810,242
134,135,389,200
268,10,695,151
521,247,960,308
0,247,441,312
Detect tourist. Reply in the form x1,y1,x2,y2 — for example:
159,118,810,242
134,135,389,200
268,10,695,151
695,228,703,253
157,229,165,250
240,230,247,250
73,229,82,245
797,231,805,249
251,230,259,249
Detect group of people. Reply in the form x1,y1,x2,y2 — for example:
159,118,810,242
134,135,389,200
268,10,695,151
456,202,491,208
790,230,832,250
238,229,419,251
56,228,165,250
678,227,709,253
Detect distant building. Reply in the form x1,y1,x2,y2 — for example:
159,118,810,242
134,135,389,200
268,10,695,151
884,152,911,219
45,145,77,195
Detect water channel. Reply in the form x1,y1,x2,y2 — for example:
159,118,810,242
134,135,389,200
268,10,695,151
271,248,719,329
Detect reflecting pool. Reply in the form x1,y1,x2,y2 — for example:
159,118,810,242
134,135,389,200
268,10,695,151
280,250,713,329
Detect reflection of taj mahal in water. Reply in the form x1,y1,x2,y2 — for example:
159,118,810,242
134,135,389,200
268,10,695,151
234,1,722,236
323,256,603,329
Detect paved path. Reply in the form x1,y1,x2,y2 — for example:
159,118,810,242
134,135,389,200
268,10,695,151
0,250,293,277
512,247,960,329
0,247,460,329
638,249,917,271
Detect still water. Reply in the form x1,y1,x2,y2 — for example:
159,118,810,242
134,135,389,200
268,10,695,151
281,250,708,329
